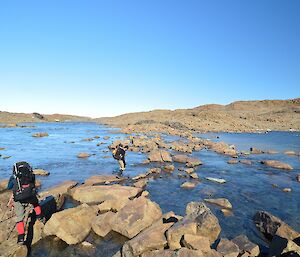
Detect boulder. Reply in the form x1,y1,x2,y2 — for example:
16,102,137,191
32,132,49,137
185,168,195,174
134,179,148,188
148,150,172,162
33,169,50,176
92,211,116,237
71,185,142,204
182,234,211,251
111,196,162,238
283,188,292,193
205,177,226,184
173,154,190,163
186,158,202,168
44,204,97,244
176,248,205,257
190,173,199,179
173,155,202,167
217,238,240,257
232,234,260,257
0,179,8,192
204,198,232,209
253,211,300,241
122,217,175,256
296,174,300,182
39,180,78,210
98,197,130,212
284,150,296,155
250,147,263,154
141,250,174,257
268,235,300,257
167,202,221,250
84,175,124,185
163,165,175,172
240,160,252,165
261,160,293,170
77,152,91,158
227,159,238,164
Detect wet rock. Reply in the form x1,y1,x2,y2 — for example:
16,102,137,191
253,211,300,241
39,180,78,210
173,154,190,163
283,188,292,193
185,168,195,174
148,149,172,162
122,215,175,256
163,164,175,172
250,147,264,154
111,196,162,238
71,185,142,204
284,150,296,155
103,136,110,140
181,182,198,189
32,132,49,137
170,141,193,153
207,141,238,156
240,160,252,165
204,198,232,209
83,137,94,141
134,179,148,188
33,169,50,176
173,155,202,167
182,234,211,251
231,234,260,257
227,159,238,164
205,177,226,184
77,152,91,158
0,147,5,150
84,175,124,185
217,238,239,257
167,202,221,249
92,211,116,237
186,158,202,168
221,209,233,217
268,235,300,257
44,203,97,244
261,160,293,170
190,173,199,179
148,168,162,174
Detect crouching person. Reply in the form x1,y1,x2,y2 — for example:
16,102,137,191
7,161,44,244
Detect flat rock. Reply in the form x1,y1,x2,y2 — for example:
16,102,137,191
167,202,221,250
92,211,116,237
44,204,98,244
206,177,226,184
148,149,172,162
227,159,238,164
111,196,162,238
134,179,148,188
98,197,130,212
217,238,239,257
33,169,50,176
163,164,175,172
181,181,198,189
240,160,252,165
141,250,174,257
261,160,293,170
250,147,263,154
32,132,49,137
84,175,124,185
71,184,142,204
232,234,260,257
204,198,232,209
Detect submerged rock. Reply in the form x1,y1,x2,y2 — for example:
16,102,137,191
111,196,162,238
261,160,293,170
181,181,198,189
32,132,49,137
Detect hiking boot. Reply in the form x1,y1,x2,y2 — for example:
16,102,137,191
17,234,25,244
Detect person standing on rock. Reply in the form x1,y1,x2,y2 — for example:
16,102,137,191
112,143,128,173
6,161,44,244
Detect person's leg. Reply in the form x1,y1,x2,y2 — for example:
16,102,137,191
14,201,25,244
118,159,125,171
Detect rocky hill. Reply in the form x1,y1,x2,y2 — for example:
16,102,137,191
97,98,300,134
0,111,91,125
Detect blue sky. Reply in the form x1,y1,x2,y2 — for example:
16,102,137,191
0,0,299,117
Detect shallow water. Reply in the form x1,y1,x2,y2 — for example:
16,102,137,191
0,123,299,256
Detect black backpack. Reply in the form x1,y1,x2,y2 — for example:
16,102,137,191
13,162,36,202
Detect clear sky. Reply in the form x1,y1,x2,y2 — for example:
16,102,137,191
0,0,299,117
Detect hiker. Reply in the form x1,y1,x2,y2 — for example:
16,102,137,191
6,161,44,244
112,143,128,172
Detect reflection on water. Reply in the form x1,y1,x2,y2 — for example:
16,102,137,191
0,123,299,256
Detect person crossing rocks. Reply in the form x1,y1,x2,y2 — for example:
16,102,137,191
6,161,44,244
112,143,128,172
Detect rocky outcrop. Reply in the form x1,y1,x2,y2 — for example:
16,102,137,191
166,202,221,250
44,204,98,244
71,185,142,204
261,160,293,170
148,149,172,162
111,196,162,238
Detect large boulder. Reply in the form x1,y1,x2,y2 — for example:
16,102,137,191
92,211,116,237
261,160,293,170
148,150,172,162
122,216,175,257
44,204,97,244
217,238,239,257
166,202,221,250
253,211,300,242
71,185,142,204
111,196,162,238
98,197,130,212
39,180,78,210
231,234,260,257
182,234,211,251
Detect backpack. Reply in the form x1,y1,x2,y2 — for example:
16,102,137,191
113,146,125,160
13,162,36,202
